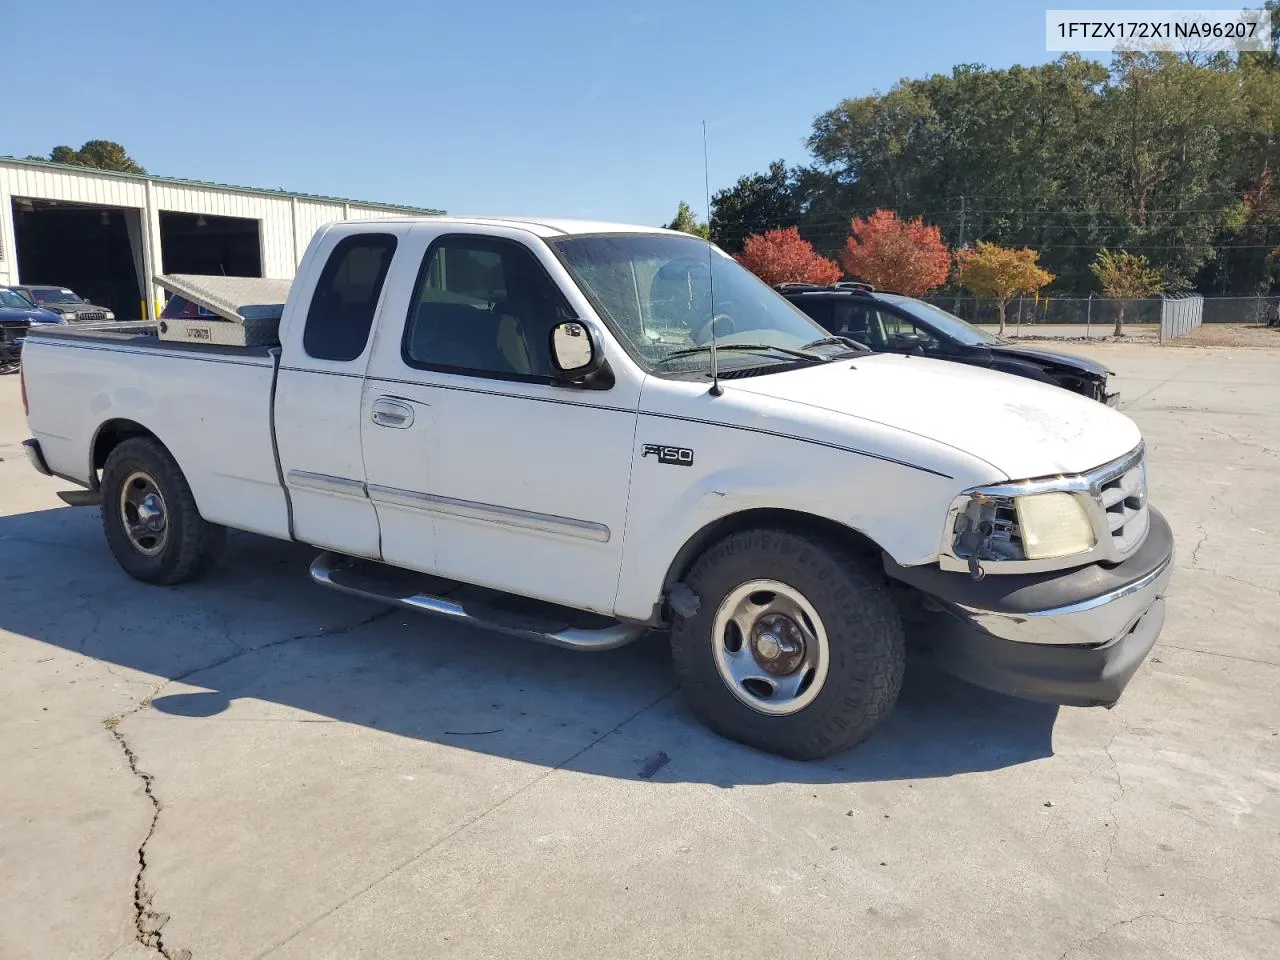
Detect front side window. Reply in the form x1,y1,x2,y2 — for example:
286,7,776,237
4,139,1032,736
302,233,397,362
549,233,838,376
832,301,884,347
877,310,941,352
402,236,574,380
882,295,1001,346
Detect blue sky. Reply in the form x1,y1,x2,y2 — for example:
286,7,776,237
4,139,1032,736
10,0,1110,225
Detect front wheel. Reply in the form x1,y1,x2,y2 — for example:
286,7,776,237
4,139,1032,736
670,529,905,760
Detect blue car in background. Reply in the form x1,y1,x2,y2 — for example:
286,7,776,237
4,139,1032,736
0,286,66,368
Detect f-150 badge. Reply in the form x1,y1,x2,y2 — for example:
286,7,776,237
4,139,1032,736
642,444,694,466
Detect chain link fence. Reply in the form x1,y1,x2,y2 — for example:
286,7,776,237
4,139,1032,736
921,294,1280,337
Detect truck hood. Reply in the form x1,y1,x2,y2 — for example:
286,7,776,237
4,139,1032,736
728,353,1140,480
0,306,63,324
988,343,1113,378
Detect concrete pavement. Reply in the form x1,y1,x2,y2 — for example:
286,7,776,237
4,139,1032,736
0,344,1277,960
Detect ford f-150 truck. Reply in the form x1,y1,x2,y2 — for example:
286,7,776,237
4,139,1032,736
19,217,1174,759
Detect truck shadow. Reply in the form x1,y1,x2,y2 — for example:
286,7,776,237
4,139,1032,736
1,506,1058,786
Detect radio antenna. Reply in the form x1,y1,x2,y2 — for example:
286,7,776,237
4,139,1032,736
703,120,722,397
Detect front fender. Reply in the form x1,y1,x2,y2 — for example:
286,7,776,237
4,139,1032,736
611,423,968,621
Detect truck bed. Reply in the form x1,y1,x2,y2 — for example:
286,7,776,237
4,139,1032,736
22,323,292,541
27,322,276,360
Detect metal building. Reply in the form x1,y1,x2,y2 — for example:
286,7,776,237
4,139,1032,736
0,157,441,319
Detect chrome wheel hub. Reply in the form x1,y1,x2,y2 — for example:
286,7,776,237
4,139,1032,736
711,579,830,716
120,471,169,557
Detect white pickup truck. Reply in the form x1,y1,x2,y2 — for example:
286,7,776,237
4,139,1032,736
20,217,1174,759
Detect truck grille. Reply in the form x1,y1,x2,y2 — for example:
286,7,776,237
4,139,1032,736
75,311,108,322
1093,449,1149,556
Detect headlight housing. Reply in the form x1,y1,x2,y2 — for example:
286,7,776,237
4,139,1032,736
61,311,76,320
1015,492,1096,559
103,310,115,320
939,445,1150,578
948,491,1096,576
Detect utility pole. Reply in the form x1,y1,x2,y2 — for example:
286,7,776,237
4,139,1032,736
953,196,967,313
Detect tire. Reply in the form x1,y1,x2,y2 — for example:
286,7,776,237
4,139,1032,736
669,528,905,760
100,436,225,585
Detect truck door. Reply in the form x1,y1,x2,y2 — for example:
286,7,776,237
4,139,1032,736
361,224,639,615
274,226,408,557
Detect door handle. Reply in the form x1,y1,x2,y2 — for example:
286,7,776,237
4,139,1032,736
371,398,414,429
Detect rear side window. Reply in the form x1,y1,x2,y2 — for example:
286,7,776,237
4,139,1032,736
302,233,397,361
794,298,833,331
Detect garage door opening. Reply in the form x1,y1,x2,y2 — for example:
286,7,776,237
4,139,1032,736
160,211,262,278
11,198,144,319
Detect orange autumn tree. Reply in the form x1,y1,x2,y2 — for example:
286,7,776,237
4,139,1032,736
956,241,1055,335
736,227,842,287
840,210,951,296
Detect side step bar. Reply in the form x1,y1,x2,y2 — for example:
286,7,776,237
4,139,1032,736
309,551,646,651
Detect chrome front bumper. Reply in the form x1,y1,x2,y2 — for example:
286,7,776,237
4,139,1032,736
954,551,1173,648
887,507,1175,706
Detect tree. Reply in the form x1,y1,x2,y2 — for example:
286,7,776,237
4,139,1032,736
736,227,842,287
1090,249,1164,335
709,161,804,252
840,209,951,295
34,140,144,173
665,201,709,239
956,241,1055,334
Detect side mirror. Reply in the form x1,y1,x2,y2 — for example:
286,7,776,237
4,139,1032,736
550,321,602,377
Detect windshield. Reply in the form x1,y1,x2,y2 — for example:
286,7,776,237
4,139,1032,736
549,233,835,374
0,289,36,309
882,295,1002,346
31,288,83,304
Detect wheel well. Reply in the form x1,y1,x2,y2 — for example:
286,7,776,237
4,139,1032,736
661,508,886,603
90,419,161,489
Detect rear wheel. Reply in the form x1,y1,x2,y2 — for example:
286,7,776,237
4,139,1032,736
670,528,905,760
100,436,225,585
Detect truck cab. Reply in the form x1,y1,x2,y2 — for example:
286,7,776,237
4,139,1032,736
20,217,1174,759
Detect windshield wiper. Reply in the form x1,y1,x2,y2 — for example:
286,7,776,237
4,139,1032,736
800,335,871,354
656,343,827,366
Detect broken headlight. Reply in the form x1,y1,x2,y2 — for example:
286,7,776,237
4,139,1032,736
950,490,1097,578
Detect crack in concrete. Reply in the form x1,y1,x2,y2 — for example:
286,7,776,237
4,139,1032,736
1100,728,1127,899
1205,426,1278,458
1059,910,1280,959
1217,573,1280,596
1190,523,1209,567
1158,643,1280,668
103,606,396,960
106,701,182,960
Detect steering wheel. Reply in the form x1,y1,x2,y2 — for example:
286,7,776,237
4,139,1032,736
693,313,735,345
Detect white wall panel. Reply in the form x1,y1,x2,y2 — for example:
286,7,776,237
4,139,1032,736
1,159,435,292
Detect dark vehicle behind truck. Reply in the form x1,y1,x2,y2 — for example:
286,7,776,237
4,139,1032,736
779,283,1117,404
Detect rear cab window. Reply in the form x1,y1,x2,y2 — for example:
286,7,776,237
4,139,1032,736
302,234,398,362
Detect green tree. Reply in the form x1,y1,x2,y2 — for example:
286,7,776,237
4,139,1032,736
1090,249,1164,335
664,201,709,239
712,50,1280,294
35,140,145,173
709,161,804,252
